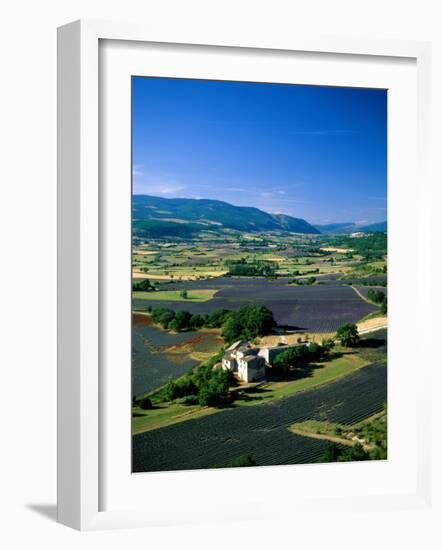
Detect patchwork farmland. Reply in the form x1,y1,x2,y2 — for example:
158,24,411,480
133,276,378,333
133,361,386,472
132,229,388,469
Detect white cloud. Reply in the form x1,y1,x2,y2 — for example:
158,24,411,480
132,164,144,177
224,187,247,192
133,175,186,196
145,183,185,195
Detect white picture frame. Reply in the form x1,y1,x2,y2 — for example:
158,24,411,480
57,19,433,531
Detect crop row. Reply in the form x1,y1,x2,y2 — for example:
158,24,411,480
132,322,208,396
355,285,388,301
132,361,387,472
133,279,376,333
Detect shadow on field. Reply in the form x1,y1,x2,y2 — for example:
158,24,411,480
277,324,307,332
231,384,274,403
132,405,162,417
267,351,344,381
232,351,346,404
356,337,386,349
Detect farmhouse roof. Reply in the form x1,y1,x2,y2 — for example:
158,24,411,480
226,340,248,352
242,348,259,357
241,355,264,363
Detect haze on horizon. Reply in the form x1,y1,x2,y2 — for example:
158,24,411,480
132,77,387,225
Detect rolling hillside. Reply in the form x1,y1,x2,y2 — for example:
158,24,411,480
315,221,387,234
133,195,320,238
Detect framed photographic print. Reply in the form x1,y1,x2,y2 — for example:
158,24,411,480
57,20,433,530
130,76,388,473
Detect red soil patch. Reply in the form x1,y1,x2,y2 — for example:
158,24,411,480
133,313,153,327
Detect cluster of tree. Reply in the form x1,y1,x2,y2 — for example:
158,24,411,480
225,258,278,278
305,247,331,256
336,323,359,347
357,412,387,460
329,233,387,258
367,289,385,303
161,350,233,407
367,289,387,314
132,278,156,292
319,408,387,462
272,339,334,373
221,305,276,344
319,441,370,463
291,268,319,277
288,276,316,286
137,396,152,410
149,304,277,342
150,307,229,331
360,280,387,287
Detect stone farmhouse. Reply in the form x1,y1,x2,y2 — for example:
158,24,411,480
222,341,266,383
222,340,308,383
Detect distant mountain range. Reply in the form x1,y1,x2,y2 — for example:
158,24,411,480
132,195,387,238
314,221,387,234
132,195,320,237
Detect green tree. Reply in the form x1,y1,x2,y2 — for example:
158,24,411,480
197,367,231,406
336,323,359,347
320,441,341,462
168,319,181,332
221,305,276,343
221,313,244,344
175,376,197,398
180,289,188,299
338,443,369,462
158,310,175,329
190,313,205,329
164,379,179,401
307,342,322,360
273,346,307,371
138,396,153,410
367,289,385,304
206,308,231,328
174,310,192,330
319,441,369,463
321,338,335,354
152,307,174,324
132,278,154,292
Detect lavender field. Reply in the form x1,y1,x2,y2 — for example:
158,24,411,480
133,360,387,472
354,285,388,301
133,277,377,332
132,314,222,396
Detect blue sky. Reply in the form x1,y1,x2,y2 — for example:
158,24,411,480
132,77,387,225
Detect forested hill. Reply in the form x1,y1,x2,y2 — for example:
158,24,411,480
314,221,387,234
132,195,320,238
